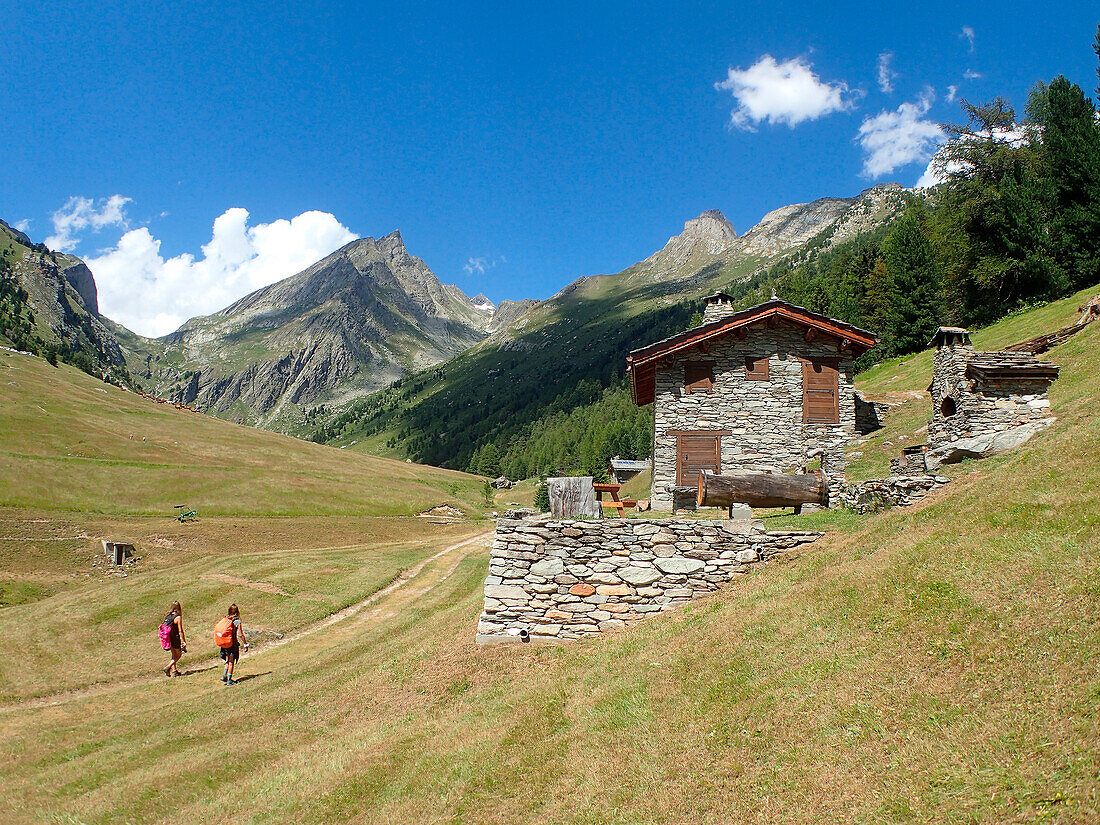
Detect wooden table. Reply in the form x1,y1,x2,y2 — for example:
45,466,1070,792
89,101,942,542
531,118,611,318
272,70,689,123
593,483,637,517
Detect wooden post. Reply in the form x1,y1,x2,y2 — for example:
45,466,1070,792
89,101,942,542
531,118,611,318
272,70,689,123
547,477,600,519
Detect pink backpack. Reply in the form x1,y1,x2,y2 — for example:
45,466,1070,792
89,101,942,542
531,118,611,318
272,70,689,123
159,618,174,650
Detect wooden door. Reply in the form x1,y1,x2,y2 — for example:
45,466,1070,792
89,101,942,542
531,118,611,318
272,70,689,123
802,359,839,424
676,433,720,487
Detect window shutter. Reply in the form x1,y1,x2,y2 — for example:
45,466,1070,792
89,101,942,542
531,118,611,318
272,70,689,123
745,356,770,381
684,362,713,394
802,359,839,424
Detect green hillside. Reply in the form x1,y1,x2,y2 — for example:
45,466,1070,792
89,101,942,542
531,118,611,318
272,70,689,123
0,350,485,517
0,350,490,699
0,287,1096,823
310,254,766,475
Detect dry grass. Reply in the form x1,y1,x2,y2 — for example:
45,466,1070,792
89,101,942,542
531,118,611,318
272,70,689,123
0,293,1098,823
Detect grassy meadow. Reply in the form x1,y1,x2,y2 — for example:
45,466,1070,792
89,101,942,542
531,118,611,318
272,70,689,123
0,289,1098,823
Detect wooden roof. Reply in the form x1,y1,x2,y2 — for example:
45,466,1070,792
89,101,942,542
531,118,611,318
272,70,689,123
626,299,877,406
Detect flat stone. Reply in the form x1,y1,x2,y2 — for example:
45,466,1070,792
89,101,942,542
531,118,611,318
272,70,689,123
735,549,758,563
619,566,662,586
569,583,596,596
588,572,621,585
599,620,627,632
530,558,563,576
484,584,527,600
653,556,705,575
664,588,693,598
596,583,631,596
530,624,562,636
545,609,572,620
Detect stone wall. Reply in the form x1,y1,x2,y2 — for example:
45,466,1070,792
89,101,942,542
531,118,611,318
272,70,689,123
651,326,856,510
928,344,1053,447
477,517,822,643
854,391,894,435
837,475,949,514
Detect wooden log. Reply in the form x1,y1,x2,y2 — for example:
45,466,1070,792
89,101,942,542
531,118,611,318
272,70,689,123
697,470,827,509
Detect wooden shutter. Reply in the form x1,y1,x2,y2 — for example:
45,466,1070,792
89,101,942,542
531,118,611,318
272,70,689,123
684,362,713,394
802,359,839,424
676,433,720,487
745,356,770,381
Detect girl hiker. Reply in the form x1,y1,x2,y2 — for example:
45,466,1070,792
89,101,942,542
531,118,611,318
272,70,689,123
214,603,249,686
161,601,187,677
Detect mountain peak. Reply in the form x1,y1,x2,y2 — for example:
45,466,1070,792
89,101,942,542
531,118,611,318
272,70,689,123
680,209,737,244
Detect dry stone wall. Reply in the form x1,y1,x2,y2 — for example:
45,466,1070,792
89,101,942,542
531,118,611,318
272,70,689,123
477,517,822,643
837,475,949,514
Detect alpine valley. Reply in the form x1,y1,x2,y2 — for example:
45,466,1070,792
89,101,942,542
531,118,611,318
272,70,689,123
2,183,912,472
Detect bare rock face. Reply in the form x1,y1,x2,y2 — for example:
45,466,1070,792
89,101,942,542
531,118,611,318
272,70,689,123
737,197,852,256
640,209,738,274
61,260,99,316
133,231,500,427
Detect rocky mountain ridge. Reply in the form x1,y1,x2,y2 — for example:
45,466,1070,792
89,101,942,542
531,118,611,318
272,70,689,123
123,230,513,428
0,220,124,374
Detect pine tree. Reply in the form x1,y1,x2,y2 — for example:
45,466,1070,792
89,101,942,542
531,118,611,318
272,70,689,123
880,211,944,354
1044,76,1100,289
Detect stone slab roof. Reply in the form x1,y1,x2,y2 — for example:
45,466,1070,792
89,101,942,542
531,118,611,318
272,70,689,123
965,351,1060,382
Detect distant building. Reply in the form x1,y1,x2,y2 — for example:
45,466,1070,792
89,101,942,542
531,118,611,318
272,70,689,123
927,327,1059,450
626,294,877,511
608,457,650,484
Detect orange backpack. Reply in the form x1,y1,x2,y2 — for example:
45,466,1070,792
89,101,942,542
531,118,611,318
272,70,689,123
213,616,235,648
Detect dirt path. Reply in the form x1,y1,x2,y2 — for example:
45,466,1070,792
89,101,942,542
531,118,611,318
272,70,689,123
0,530,492,712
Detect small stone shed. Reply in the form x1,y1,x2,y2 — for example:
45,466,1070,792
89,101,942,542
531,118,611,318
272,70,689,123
928,327,1059,449
626,295,877,511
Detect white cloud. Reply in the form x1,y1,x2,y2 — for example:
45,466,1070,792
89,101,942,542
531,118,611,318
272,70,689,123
715,55,852,130
876,52,897,94
13,219,31,233
946,85,958,104
463,255,505,275
857,89,945,178
84,207,356,337
964,69,982,80
46,195,131,251
961,26,975,52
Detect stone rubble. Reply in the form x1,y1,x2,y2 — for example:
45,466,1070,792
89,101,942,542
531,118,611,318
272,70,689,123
835,475,950,514
476,517,821,643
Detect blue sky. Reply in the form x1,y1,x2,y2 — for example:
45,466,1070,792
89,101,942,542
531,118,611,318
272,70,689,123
2,1,1098,335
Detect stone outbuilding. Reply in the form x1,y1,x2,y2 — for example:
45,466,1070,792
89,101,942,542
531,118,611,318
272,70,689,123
926,327,1059,460
626,295,877,511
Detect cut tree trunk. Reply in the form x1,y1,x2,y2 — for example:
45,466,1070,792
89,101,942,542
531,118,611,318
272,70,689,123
547,476,600,519
697,470,827,509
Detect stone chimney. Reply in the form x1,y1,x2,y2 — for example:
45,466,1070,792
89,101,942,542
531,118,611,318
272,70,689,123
929,327,972,350
702,292,738,323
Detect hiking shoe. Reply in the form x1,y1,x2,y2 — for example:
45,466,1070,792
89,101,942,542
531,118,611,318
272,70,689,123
226,678,236,686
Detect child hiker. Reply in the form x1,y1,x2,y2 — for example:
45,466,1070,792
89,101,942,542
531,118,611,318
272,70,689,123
214,603,249,686
161,601,187,677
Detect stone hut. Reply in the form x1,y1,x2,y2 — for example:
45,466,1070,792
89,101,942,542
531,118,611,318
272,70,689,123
626,295,877,511
928,326,1059,451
